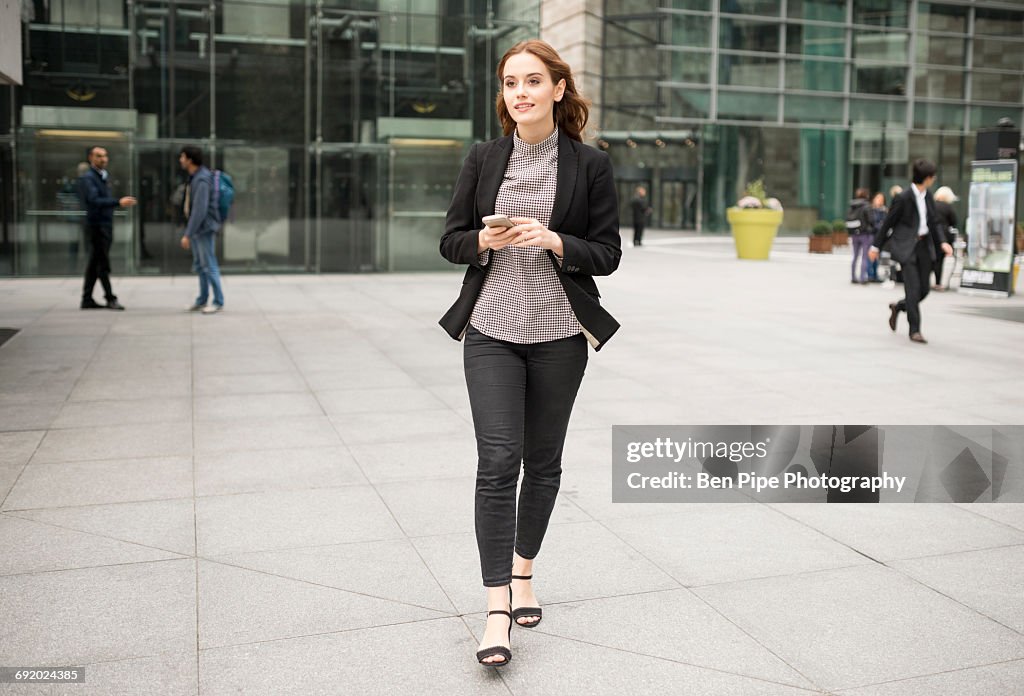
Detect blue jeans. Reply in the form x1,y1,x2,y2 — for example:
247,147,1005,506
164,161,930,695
850,233,872,282
191,232,224,307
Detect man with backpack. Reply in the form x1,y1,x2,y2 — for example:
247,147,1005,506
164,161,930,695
845,187,874,284
179,145,225,313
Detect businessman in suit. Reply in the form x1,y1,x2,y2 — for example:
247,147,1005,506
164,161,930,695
868,159,952,344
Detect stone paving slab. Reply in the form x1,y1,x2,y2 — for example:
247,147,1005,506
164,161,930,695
1,651,198,696
194,446,366,496
2,236,1024,694
0,559,197,665
209,538,458,613
889,545,1024,633
195,486,405,555
693,564,1024,692
9,498,197,556
832,659,1024,695
605,504,873,586
3,456,194,510
198,619,510,696
52,397,193,429
770,503,1024,562
196,559,449,649
465,618,824,696
531,589,819,689
0,514,184,575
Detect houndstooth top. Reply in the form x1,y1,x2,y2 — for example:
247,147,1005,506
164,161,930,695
469,128,582,343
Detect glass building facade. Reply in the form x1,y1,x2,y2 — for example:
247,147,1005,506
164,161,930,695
601,0,1024,232
0,1,539,276
3,1,1022,275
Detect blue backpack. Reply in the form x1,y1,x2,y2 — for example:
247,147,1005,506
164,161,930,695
212,170,235,224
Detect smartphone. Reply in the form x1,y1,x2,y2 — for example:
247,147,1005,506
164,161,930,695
482,214,515,229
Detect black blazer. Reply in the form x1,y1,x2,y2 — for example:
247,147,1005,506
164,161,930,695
439,129,622,350
873,186,942,265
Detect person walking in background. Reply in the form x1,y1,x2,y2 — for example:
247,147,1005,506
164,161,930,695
932,186,959,291
179,145,225,313
630,185,651,247
867,191,887,282
869,159,952,344
886,185,905,283
846,187,873,284
439,39,620,668
79,146,137,310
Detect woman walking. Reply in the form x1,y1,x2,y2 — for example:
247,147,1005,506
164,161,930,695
867,192,887,282
847,187,873,284
438,39,622,667
932,185,959,291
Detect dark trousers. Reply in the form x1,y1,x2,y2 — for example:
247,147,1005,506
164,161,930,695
894,238,932,334
82,224,115,302
463,325,587,587
633,221,644,246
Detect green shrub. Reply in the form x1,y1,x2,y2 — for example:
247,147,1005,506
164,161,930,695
831,218,846,232
743,178,768,205
812,221,832,236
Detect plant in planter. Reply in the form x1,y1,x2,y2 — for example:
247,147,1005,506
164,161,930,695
810,220,834,254
726,178,784,260
831,218,849,247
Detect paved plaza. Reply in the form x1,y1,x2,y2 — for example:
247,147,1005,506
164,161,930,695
1,233,1023,695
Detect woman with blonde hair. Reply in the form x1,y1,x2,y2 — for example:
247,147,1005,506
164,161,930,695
439,39,622,666
932,186,959,290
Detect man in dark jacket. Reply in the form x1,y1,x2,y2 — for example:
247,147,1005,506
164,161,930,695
630,185,651,247
79,147,137,310
179,146,225,313
868,159,953,344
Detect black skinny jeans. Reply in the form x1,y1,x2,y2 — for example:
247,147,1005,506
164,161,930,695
463,325,587,587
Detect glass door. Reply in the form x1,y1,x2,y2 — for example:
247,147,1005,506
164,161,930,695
660,181,684,229
387,139,464,271
14,127,135,276
319,148,386,273
135,142,192,275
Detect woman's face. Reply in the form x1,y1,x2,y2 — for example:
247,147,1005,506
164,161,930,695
502,52,565,133
872,193,885,207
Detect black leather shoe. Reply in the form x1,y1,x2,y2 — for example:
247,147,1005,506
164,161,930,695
888,303,899,332
910,332,928,344
105,300,126,311
80,298,103,309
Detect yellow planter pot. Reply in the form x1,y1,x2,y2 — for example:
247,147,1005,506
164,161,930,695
727,208,784,260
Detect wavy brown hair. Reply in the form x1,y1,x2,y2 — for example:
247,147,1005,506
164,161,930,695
495,40,590,142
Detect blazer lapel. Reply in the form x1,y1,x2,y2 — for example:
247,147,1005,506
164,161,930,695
477,136,514,218
549,129,578,233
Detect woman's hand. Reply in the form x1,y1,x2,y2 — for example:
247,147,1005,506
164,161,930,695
478,225,521,253
508,218,564,257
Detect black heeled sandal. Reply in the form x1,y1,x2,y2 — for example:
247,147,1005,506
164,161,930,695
476,603,512,667
511,574,542,628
